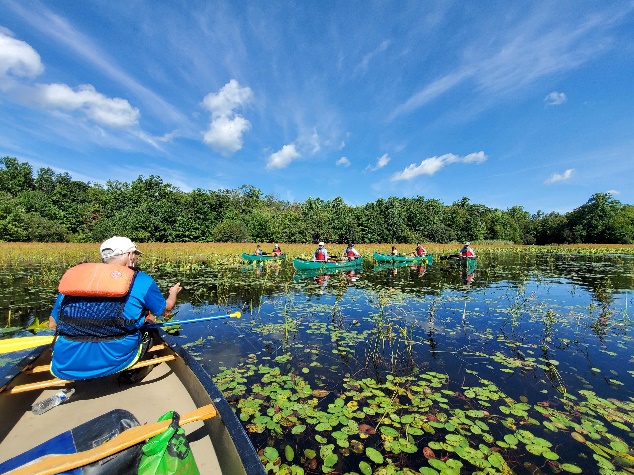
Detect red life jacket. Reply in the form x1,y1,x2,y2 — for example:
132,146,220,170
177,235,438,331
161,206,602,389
461,249,475,257
346,248,356,258
315,250,326,261
416,247,425,256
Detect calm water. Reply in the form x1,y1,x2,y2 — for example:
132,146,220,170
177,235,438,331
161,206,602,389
2,253,634,474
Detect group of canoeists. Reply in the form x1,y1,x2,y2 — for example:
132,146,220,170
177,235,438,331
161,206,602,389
251,241,476,260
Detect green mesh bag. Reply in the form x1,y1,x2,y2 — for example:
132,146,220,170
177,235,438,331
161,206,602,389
138,411,200,475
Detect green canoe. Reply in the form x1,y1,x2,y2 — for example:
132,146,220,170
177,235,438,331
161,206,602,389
293,256,363,271
373,252,432,265
241,253,286,262
460,256,477,272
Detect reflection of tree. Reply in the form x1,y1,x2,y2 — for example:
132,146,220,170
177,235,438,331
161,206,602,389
589,280,616,339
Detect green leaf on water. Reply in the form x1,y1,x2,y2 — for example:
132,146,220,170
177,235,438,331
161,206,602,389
366,447,384,464
263,447,279,462
560,463,582,473
359,461,372,475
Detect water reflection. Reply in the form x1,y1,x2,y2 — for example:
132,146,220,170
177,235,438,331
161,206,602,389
2,254,634,475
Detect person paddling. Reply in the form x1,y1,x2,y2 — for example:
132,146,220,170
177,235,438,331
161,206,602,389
413,243,426,257
313,242,329,261
48,236,182,382
460,242,476,258
342,243,360,261
271,243,282,257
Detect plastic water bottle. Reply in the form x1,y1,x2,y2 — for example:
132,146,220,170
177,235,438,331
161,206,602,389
31,388,75,415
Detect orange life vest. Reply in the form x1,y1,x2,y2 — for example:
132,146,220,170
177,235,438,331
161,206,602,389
58,263,135,297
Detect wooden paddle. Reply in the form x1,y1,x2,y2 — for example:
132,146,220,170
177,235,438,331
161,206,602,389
5,404,218,475
0,312,242,355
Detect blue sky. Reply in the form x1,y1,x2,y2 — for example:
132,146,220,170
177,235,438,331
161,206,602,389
1,1,633,214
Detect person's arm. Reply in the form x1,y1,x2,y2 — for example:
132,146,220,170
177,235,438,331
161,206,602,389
163,282,182,316
48,294,64,329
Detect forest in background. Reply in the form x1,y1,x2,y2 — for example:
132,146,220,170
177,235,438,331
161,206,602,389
1,157,633,245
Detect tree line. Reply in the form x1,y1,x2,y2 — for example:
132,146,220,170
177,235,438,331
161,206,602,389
1,156,633,244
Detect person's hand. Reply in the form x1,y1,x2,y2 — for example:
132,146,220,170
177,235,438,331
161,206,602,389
169,283,182,296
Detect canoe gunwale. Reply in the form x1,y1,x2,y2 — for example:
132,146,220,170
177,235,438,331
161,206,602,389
159,330,266,475
292,257,363,271
0,333,266,475
241,253,286,262
373,252,431,264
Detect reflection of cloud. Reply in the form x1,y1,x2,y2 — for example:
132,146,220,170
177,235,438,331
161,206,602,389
267,144,301,169
336,157,351,167
606,189,620,195
544,91,567,106
544,168,574,183
391,151,486,181
202,80,253,155
366,153,391,171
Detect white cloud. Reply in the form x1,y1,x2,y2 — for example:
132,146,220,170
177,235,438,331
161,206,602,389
0,31,141,129
366,153,391,171
389,7,623,121
544,168,574,184
35,83,140,127
202,80,253,155
357,39,391,73
0,31,44,80
391,151,487,181
336,157,351,167
267,144,301,169
202,79,253,118
544,91,567,106
606,189,620,195
203,115,251,155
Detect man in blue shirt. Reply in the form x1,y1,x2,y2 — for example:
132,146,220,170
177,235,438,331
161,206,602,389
48,236,182,380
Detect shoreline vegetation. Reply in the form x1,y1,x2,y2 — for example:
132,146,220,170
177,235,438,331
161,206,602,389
1,242,634,266
2,157,634,246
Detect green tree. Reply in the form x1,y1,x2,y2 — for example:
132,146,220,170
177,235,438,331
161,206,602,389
0,157,34,196
567,193,633,244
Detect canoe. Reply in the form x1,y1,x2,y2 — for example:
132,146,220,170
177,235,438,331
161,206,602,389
241,252,286,261
0,331,265,475
292,256,363,271
461,256,478,272
373,252,433,265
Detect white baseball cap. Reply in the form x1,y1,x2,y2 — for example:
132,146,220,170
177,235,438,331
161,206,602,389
100,236,142,259
318,241,325,246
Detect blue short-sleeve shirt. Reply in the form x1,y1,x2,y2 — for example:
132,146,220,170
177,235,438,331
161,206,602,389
50,271,167,380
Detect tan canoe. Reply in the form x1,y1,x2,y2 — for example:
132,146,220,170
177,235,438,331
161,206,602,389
0,332,265,475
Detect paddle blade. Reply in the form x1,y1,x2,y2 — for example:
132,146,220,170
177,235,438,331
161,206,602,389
230,311,241,319
0,335,54,355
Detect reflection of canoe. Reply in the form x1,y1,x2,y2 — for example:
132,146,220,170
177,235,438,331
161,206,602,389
293,267,360,282
0,331,265,475
241,252,286,261
373,262,412,272
293,256,363,271
373,252,432,265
